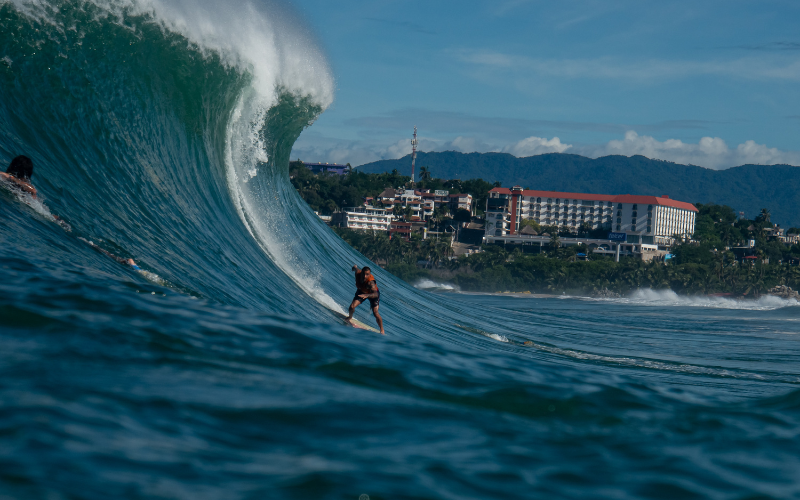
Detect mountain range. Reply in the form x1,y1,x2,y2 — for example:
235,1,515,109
356,152,800,227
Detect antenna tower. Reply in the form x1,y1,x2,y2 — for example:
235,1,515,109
411,126,418,184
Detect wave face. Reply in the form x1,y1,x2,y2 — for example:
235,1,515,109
2,2,800,498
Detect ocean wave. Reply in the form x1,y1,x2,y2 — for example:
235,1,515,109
414,279,459,292
596,288,799,310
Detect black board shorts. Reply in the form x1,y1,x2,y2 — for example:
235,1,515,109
353,290,380,309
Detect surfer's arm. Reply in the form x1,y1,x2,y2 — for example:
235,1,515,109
0,172,37,198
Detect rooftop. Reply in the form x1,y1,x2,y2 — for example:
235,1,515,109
489,187,697,212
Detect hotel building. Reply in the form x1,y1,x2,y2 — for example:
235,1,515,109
485,187,697,249
331,206,394,231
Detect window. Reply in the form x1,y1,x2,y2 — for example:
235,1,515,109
617,203,623,209
632,204,638,210
632,211,637,217
617,217,622,223
631,225,636,231
537,197,541,202
616,224,621,231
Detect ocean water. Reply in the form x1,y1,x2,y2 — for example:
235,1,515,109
2,1,800,499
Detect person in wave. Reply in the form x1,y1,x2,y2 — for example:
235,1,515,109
346,265,385,334
2,154,70,230
80,237,143,272
1,155,37,198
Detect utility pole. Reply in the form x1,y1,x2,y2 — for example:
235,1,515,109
411,126,418,184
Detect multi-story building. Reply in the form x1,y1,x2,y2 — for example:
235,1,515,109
485,187,697,247
377,188,472,221
331,207,393,231
449,193,473,214
389,221,412,240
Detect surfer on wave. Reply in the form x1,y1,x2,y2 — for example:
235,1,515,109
79,237,143,272
347,265,385,334
1,155,38,198
2,155,70,230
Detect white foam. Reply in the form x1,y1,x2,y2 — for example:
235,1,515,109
1,178,62,225
598,288,799,311
487,333,509,343
414,279,459,292
225,91,346,315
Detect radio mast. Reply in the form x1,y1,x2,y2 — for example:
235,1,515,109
411,126,418,184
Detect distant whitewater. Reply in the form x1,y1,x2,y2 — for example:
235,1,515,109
414,279,460,292
600,288,800,310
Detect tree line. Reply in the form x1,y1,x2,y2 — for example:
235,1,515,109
289,161,498,216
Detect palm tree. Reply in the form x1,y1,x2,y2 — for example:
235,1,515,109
758,208,771,224
549,233,561,253
419,166,431,181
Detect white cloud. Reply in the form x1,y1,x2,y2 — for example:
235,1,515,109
292,133,570,165
502,136,572,156
580,130,800,169
453,49,800,82
292,130,800,170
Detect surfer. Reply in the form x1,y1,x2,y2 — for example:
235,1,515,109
1,155,37,198
346,265,385,334
2,155,70,230
80,238,143,272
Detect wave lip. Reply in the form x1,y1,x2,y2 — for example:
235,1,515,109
10,0,334,108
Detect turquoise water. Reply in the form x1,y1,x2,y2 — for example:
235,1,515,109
1,1,800,498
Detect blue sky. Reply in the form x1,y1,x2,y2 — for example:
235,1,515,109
288,0,800,169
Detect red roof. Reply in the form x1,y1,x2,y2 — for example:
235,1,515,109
489,188,697,212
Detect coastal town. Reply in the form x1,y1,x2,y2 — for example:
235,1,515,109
296,160,800,268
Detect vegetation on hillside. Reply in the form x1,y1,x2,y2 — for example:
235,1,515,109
290,161,498,216
293,165,800,296
337,196,800,296
357,151,800,228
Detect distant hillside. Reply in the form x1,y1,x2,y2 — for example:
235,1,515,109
357,152,800,227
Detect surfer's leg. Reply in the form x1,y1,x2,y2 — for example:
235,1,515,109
372,305,385,334
347,297,362,320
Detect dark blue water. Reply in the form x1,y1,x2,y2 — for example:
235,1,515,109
2,1,800,498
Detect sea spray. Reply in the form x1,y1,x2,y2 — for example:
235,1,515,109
414,279,460,292
614,288,800,310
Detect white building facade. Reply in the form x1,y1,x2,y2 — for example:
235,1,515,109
485,187,697,246
377,188,473,221
331,207,394,231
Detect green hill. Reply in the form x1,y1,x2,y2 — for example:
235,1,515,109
357,152,800,227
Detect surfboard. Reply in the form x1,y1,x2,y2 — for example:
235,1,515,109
336,313,380,333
